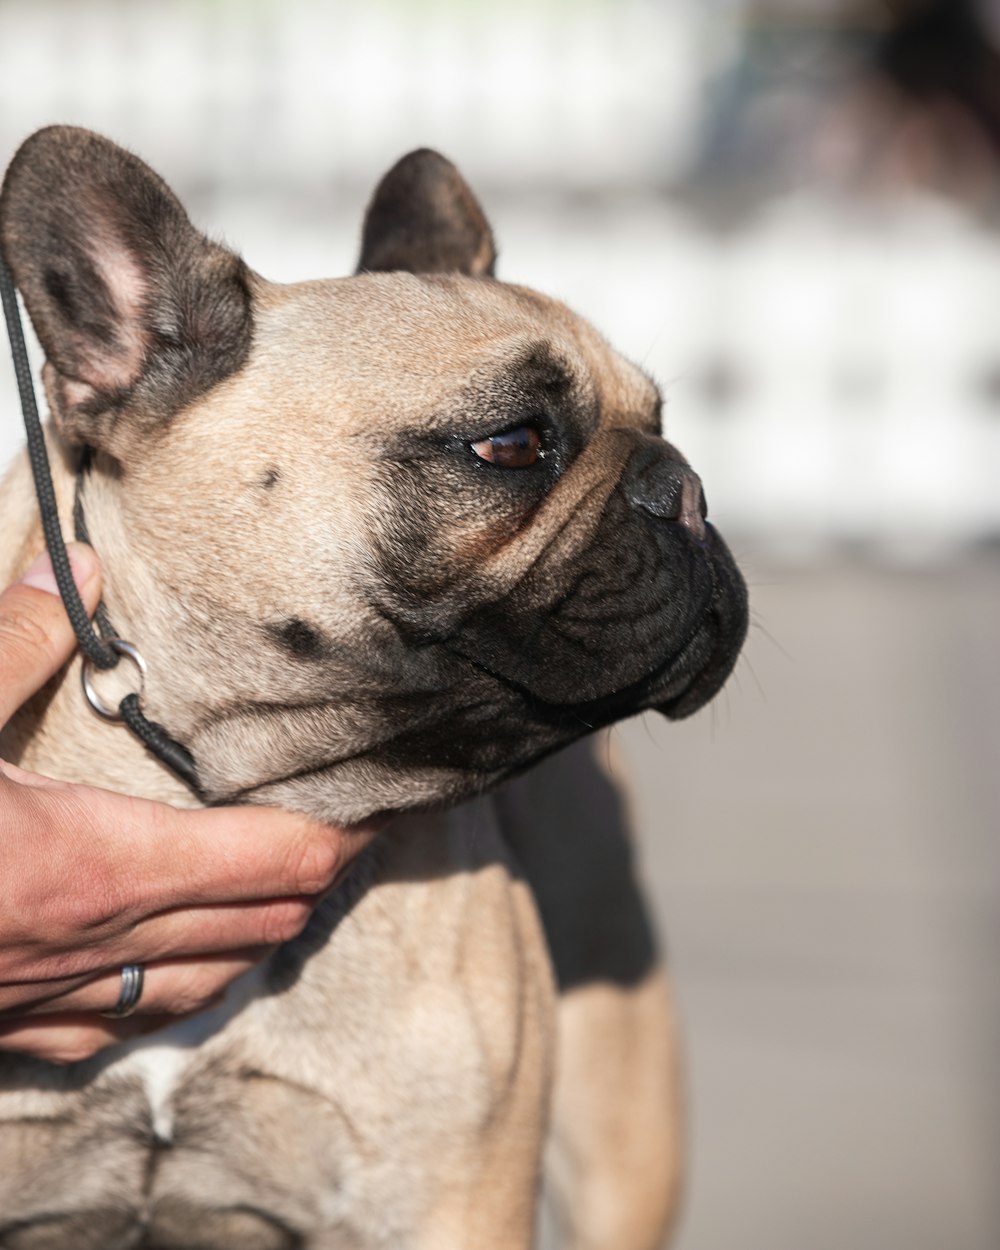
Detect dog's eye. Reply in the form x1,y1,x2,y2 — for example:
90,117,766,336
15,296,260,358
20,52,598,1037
471,425,543,469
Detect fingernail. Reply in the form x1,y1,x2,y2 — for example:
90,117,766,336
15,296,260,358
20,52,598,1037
18,552,59,595
18,544,97,596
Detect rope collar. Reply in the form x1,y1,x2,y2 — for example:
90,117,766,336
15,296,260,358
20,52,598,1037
0,253,202,797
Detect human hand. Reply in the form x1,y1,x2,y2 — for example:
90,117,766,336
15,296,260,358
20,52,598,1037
0,543,376,1063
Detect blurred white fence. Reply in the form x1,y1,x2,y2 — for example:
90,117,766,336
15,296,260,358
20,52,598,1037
0,0,706,195
0,0,998,560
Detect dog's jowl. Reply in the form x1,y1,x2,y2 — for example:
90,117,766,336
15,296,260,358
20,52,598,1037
0,128,746,1250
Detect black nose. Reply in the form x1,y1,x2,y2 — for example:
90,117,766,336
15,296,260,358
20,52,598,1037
625,442,707,541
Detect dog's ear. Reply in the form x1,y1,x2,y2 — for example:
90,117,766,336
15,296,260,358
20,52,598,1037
0,126,252,456
356,149,496,278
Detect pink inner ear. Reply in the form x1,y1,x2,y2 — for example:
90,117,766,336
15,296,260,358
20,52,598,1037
60,376,98,409
76,223,151,394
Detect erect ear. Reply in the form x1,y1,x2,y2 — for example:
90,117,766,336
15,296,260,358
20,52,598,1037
356,149,496,278
0,126,252,457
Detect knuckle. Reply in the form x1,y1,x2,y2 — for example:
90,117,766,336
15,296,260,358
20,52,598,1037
260,899,311,946
56,864,131,940
58,883,122,938
290,838,341,896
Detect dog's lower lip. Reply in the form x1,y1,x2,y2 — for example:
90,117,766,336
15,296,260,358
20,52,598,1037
656,645,721,719
450,615,709,728
658,590,748,720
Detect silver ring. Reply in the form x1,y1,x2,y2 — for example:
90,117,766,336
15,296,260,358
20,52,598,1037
100,963,145,1019
81,638,147,721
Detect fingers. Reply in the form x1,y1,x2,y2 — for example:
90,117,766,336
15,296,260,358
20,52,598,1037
3,892,317,990
0,544,101,725
17,950,267,1018
0,782,380,998
0,758,64,789
0,952,269,1065
1,773,334,988
91,897,315,971
54,785,378,916
137,802,357,905
0,1014,170,1065
1,783,374,976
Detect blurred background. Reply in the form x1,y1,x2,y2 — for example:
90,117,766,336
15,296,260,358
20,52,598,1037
0,1,997,1247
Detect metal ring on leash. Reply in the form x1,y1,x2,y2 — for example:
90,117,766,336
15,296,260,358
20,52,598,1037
81,638,147,721
100,963,145,1019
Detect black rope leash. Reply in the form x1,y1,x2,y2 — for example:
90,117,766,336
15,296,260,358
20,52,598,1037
118,693,200,791
0,255,117,670
0,253,202,796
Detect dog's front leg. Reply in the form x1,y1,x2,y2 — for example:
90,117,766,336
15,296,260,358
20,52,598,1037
265,812,557,1250
408,925,557,1249
397,813,557,1250
543,968,683,1250
497,739,683,1250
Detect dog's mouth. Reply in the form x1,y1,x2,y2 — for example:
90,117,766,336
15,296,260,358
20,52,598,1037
447,521,748,729
206,604,735,811
655,534,748,720
450,589,739,732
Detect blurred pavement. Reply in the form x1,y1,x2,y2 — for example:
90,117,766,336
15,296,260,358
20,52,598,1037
610,555,1000,1250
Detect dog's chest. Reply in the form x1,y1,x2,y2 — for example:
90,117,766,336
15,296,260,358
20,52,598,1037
0,922,379,1247
112,964,272,1142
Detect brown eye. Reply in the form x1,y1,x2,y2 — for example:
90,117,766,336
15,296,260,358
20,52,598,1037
471,425,542,468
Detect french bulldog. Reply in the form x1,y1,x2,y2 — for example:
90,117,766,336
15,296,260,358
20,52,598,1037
0,127,747,1250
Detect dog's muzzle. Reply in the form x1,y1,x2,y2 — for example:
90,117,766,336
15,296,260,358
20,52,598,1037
449,439,748,728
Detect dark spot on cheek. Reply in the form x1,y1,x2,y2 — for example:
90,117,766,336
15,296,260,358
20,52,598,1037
260,466,281,489
266,617,328,660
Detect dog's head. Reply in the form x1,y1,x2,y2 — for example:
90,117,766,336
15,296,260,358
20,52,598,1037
0,127,747,822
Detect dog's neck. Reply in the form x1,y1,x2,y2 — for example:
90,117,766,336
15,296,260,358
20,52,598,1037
0,434,199,807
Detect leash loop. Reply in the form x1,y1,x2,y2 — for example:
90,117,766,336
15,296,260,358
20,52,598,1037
81,639,148,721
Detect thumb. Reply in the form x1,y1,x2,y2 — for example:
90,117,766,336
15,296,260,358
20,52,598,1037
0,544,102,726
